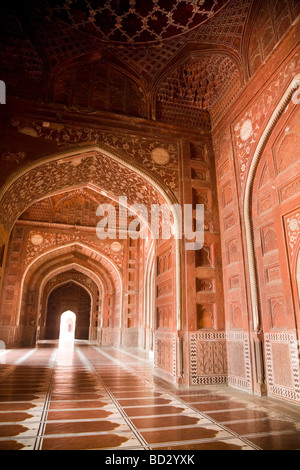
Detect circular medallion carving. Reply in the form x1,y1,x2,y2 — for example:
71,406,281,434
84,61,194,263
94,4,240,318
240,119,253,142
151,147,170,165
289,218,299,232
111,242,122,252
30,234,44,246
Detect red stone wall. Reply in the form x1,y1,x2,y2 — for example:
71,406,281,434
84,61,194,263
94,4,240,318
0,4,299,402
247,0,300,78
0,226,26,347
154,238,178,383
181,138,226,386
252,104,300,402
121,237,140,348
213,22,300,401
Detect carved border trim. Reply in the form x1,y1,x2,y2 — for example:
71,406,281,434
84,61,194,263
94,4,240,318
243,74,300,331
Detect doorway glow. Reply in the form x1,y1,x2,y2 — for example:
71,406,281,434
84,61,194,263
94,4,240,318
59,311,76,343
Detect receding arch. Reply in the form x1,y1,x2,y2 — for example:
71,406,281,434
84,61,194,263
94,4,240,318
42,274,99,340
17,242,123,335
37,263,106,344
38,263,105,313
45,281,91,340
0,144,183,331
244,74,300,331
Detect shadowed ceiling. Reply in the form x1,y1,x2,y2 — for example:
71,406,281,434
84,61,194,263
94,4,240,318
1,0,299,128
45,0,230,44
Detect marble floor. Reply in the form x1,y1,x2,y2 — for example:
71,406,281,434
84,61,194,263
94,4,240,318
0,340,299,450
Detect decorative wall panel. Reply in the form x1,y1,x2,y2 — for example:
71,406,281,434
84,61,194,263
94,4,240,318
233,50,300,189
265,332,300,402
190,332,227,385
10,118,180,196
226,332,252,391
154,333,177,384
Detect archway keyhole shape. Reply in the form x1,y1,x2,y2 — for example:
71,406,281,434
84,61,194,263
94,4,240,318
59,311,76,344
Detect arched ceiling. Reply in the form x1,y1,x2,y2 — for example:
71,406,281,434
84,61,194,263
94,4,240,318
1,0,252,83
19,187,141,230
24,243,120,293
43,267,103,300
44,0,230,44
1,1,299,130
0,150,169,234
1,0,254,127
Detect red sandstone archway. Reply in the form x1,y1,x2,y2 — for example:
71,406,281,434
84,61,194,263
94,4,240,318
0,146,183,384
16,242,121,347
0,146,182,322
245,79,300,402
45,282,91,340
40,270,101,343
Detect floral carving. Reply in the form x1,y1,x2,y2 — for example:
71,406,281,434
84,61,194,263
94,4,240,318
0,151,167,232
25,230,124,269
233,51,300,187
285,212,300,259
10,118,179,195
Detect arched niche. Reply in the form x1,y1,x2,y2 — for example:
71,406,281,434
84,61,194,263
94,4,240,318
45,281,91,340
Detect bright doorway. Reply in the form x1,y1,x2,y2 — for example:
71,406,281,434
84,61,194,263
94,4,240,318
59,311,76,343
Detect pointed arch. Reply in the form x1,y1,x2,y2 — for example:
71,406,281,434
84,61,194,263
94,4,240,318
17,242,123,333
37,262,106,343
243,74,300,331
0,144,183,331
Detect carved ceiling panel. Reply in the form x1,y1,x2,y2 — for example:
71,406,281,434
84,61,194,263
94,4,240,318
0,151,166,232
112,0,252,80
20,188,123,227
156,53,242,114
45,0,229,44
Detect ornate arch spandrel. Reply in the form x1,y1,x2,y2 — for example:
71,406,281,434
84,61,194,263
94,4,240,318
243,74,300,332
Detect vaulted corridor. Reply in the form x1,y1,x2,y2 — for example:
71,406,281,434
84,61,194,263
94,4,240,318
0,342,299,451
1,0,300,451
